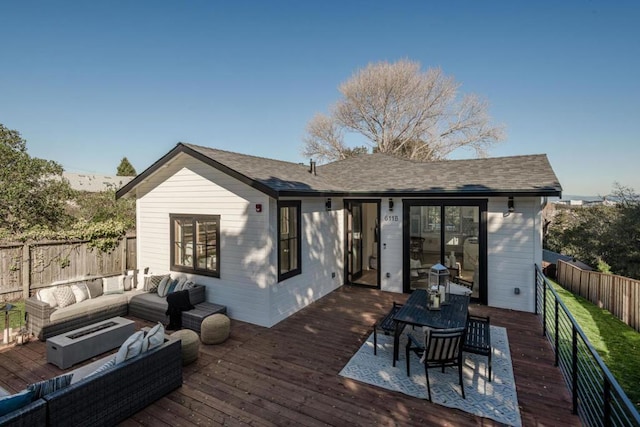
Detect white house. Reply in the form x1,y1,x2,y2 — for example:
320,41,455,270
116,143,562,327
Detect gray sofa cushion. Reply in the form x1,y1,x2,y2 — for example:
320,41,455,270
49,292,140,323
128,285,205,324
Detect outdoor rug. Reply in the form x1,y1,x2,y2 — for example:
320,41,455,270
339,326,522,426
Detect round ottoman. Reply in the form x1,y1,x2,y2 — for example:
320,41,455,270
201,314,230,345
171,329,200,365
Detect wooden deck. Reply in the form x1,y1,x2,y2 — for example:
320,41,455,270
0,286,581,426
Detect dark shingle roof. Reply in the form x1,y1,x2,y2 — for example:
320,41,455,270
117,142,562,199
185,144,343,193
318,152,562,195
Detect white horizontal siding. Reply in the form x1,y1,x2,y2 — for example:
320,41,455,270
486,197,541,312
135,154,274,326
380,201,403,293
268,197,344,326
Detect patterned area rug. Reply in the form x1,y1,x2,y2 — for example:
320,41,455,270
339,326,522,426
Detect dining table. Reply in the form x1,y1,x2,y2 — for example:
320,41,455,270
391,289,470,366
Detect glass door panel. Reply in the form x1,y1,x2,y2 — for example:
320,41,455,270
408,204,479,294
346,201,379,287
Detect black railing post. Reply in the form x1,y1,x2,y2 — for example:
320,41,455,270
604,380,611,427
535,266,539,315
543,275,548,337
554,299,559,366
572,325,578,415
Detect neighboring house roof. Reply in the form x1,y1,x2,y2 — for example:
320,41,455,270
543,249,593,271
116,142,562,199
63,172,134,192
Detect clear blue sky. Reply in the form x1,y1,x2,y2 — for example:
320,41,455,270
1,1,638,197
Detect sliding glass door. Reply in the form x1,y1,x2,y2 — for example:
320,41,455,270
404,200,486,302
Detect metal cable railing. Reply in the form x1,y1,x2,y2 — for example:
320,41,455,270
535,264,640,427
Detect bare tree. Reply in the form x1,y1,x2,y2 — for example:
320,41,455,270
302,59,505,163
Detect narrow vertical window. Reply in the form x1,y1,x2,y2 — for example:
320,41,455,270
170,214,220,277
278,201,301,281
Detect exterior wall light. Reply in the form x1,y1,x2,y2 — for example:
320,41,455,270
325,198,332,211
389,198,394,211
508,197,515,213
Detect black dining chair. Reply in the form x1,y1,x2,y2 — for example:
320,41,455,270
406,326,467,401
462,314,492,381
372,302,404,355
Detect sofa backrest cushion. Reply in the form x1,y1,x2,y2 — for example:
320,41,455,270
157,277,173,297
115,331,145,364
70,283,89,303
27,373,73,399
103,276,125,295
53,286,76,308
187,284,206,305
145,274,170,293
37,287,58,308
86,278,103,299
142,322,165,352
0,389,35,416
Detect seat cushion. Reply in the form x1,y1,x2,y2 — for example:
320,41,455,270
129,292,168,312
49,294,129,323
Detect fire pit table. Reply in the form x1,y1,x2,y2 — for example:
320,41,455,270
46,316,135,369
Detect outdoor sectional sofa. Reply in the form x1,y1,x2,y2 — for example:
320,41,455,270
0,334,182,426
25,274,224,340
45,336,182,426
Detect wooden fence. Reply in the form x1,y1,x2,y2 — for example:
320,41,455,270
0,237,136,302
556,260,640,332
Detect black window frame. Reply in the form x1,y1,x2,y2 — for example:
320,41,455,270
278,200,302,282
170,214,220,278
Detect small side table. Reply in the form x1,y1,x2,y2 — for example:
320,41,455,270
0,303,22,345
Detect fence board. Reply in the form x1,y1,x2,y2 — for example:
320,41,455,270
0,238,136,301
556,260,640,332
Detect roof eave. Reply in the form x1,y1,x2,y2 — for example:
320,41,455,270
276,188,562,198
116,143,279,199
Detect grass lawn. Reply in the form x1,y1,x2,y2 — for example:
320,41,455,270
551,282,640,409
1,300,26,330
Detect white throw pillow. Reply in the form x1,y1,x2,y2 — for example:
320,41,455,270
157,276,172,297
173,277,188,292
115,331,145,364
142,322,165,352
37,287,58,308
53,286,76,308
102,276,124,295
70,283,89,303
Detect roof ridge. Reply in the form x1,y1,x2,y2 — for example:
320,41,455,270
180,142,309,168
319,152,549,168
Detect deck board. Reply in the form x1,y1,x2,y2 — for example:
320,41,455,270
0,286,580,426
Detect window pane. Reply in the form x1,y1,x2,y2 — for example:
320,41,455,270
280,207,289,236
171,214,220,277
196,219,218,271
288,237,298,270
278,203,301,280
174,219,193,267
288,206,297,239
280,238,290,274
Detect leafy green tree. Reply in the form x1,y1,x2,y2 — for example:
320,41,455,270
116,157,136,176
0,123,74,234
545,183,640,280
71,189,136,230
